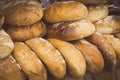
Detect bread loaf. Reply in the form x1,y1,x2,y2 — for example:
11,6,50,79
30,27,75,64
74,39,104,73
2,0,43,26
0,29,14,59
0,55,26,80
25,38,66,79
43,1,88,23
103,34,120,68
47,19,95,41
13,42,47,80
48,38,86,78
4,21,46,41
95,15,120,34
86,33,117,70
87,5,109,22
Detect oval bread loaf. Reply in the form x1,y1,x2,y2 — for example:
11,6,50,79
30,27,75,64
2,0,43,26
13,42,47,80
25,38,66,79
43,1,88,23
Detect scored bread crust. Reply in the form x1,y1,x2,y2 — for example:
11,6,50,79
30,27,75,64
43,1,88,23
47,19,95,41
13,42,47,80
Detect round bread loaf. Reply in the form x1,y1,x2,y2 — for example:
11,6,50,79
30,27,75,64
43,1,88,23
0,13,4,29
4,21,46,41
2,0,43,26
47,19,95,41
0,55,26,80
87,5,109,22
74,39,104,73
55,0,108,5
95,15,120,34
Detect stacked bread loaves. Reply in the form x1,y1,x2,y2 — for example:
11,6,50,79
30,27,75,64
43,1,96,41
0,0,120,80
1,0,46,41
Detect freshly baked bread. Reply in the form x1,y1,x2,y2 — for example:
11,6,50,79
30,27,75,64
0,13,4,29
103,34,120,68
43,1,88,23
0,29,14,59
47,19,95,41
13,42,47,80
93,71,116,80
4,21,46,41
25,38,66,79
87,5,109,22
95,15,120,34
48,38,86,78
74,39,104,73
55,0,108,5
2,0,43,26
86,33,117,70
0,55,26,80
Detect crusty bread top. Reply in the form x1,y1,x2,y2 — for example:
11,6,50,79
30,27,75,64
43,1,88,23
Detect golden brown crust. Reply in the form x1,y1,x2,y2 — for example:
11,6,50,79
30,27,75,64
48,38,86,78
74,39,104,73
55,0,107,5
4,21,46,41
95,15,120,34
43,1,88,23
86,33,117,70
0,29,14,59
87,5,109,22
0,13,4,29
0,55,26,80
2,0,43,26
47,19,95,41
25,38,66,79
13,42,47,80
103,34,120,68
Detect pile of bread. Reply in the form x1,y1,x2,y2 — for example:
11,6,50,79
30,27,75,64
0,0,120,80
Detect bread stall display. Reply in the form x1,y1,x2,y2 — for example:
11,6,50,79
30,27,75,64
0,0,120,80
